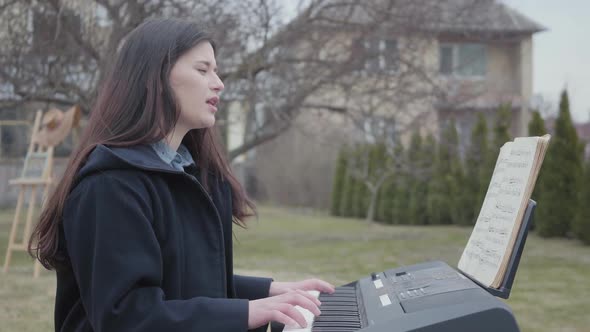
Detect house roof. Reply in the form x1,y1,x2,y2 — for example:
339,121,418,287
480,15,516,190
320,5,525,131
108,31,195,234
307,0,546,35
432,0,546,34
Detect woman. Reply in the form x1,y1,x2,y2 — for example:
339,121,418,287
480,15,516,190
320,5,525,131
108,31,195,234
30,18,334,332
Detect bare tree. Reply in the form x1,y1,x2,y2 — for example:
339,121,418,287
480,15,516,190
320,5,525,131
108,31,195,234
0,0,299,155
0,0,523,175
0,0,383,160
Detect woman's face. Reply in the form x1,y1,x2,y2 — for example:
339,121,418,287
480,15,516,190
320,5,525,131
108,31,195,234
169,41,224,132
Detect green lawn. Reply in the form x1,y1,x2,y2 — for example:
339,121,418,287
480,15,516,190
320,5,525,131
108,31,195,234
1,206,589,331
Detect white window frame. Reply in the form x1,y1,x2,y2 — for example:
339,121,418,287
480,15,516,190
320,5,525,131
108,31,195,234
362,38,399,74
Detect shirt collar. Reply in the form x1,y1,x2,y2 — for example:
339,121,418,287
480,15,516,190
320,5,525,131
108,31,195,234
150,140,195,171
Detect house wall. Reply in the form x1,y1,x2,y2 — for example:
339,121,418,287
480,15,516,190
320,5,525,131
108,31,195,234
487,41,521,94
436,37,532,137
251,110,350,208
488,38,532,136
518,35,534,136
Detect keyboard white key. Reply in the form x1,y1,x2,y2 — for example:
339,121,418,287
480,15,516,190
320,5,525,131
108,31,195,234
282,290,319,332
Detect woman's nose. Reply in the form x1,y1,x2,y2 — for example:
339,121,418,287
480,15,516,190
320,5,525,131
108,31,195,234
211,74,224,92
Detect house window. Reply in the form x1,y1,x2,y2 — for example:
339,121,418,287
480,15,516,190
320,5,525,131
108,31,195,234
362,38,399,73
440,45,454,75
363,116,396,145
439,43,487,77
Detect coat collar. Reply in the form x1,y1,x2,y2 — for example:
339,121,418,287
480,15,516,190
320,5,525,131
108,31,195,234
79,144,184,179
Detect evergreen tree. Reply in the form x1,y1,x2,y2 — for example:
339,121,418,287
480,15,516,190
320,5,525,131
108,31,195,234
375,144,395,222
339,171,354,217
464,113,490,224
364,143,389,222
477,105,513,219
348,145,370,219
421,134,436,224
573,159,590,244
391,177,408,224
528,111,547,137
391,144,408,224
536,90,583,237
353,178,368,219
330,146,348,216
376,177,395,223
493,104,512,151
449,170,469,225
407,131,429,225
378,146,400,224
485,103,513,202
339,148,357,217
426,158,446,224
375,180,386,222
527,111,547,229
427,132,448,224
428,120,463,224
447,124,468,225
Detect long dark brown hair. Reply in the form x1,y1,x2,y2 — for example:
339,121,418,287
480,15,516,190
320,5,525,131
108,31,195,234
29,18,255,270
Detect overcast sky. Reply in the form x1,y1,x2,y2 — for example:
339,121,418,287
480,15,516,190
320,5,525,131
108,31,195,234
505,0,590,122
283,1,590,123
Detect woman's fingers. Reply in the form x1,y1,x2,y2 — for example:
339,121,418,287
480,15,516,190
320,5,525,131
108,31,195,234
277,303,309,328
270,308,304,328
295,289,321,306
302,278,336,294
248,290,322,329
315,279,336,293
280,291,321,316
270,278,336,297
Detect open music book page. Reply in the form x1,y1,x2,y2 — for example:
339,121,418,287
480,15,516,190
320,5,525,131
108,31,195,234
458,135,550,289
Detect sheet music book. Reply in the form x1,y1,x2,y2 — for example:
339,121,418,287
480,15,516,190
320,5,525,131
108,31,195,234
458,135,551,289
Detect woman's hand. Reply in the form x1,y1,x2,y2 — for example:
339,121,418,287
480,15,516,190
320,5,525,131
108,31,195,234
269,278,335,297
248,289,322,329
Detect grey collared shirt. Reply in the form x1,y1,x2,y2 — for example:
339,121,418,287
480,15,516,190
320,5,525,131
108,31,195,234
150,140,195,172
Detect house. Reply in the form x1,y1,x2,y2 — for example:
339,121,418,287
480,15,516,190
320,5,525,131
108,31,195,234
234,0,545,209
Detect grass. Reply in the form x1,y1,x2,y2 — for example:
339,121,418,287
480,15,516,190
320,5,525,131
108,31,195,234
0,208,54,332
2,205,590,331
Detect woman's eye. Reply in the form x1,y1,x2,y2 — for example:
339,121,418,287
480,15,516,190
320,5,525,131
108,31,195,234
197,68,207,74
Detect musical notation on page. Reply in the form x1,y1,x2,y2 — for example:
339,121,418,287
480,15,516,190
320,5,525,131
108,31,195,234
458,137,545,288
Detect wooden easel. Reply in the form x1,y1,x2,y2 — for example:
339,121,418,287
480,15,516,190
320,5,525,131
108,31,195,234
3,110,54,278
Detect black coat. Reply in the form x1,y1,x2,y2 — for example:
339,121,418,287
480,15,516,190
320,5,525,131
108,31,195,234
55,144,272,331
